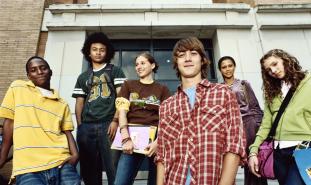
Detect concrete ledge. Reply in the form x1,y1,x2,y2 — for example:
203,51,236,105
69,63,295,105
45,25,253,35
255,4,311,29
257,3,311,13
259,23,311,29
48,3,251,14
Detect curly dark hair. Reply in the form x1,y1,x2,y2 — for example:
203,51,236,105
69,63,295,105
81,32,115,65
135,52,159,73
260,49,306,103
172,37,210,79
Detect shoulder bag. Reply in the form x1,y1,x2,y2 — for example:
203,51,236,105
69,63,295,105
257,88,294,179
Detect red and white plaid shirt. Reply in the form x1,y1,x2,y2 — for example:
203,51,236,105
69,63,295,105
156,79,246,185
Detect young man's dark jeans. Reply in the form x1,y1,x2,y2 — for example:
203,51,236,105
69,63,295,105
274,146,305,185
77,122,119,185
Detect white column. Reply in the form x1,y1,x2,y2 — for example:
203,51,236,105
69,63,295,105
44,31,86,134
213,28,264,107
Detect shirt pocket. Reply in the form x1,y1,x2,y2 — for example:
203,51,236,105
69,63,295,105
160,113,180,171
160,113,181,142
200,105,226,132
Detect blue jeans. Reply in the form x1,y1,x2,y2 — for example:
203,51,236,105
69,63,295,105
77,122,120,185
274,146,305,185
16,163,80,185
114,153,156,185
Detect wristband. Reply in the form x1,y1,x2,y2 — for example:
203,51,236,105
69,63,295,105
112,117,118,122
248,153,257,159
121,137,132,145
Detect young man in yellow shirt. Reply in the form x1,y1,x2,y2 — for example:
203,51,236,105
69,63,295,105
0,56,80,185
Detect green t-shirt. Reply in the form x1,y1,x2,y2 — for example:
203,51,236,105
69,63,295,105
72,64,126,123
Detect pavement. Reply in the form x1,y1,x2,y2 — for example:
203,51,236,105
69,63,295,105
101,167,279,185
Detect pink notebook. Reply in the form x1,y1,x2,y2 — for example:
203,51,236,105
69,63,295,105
111,124,157,154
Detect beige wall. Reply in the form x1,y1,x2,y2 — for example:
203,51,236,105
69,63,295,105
0,0,45,100
37,32,48,57
0,0,88,99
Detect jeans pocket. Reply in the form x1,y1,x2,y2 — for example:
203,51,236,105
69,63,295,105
59,163,81,185
61,163,75,169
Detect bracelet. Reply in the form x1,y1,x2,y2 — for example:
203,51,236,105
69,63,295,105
248,153,257,159
119,125,128,133
121,137,131,145
112,117,118,122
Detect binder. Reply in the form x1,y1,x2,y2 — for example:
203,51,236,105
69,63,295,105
111,123,157,154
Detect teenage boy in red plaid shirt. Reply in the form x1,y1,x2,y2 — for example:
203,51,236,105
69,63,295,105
156,37,246,185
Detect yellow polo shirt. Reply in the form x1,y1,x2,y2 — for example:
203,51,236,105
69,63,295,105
0,80,74,177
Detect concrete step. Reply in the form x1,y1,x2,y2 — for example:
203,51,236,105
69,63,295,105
99,167,279,185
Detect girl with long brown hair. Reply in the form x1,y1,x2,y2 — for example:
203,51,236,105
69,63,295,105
248,49,310,185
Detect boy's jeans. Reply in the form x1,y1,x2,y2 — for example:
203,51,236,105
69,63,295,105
16,163,80,185
77,122,119,185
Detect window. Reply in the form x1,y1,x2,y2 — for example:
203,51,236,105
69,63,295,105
111,39,216,93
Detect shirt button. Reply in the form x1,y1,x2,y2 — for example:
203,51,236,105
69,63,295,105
189,138,193,142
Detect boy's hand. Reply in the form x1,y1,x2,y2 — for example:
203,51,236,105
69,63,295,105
108,121,118,141
145,140,157,157
59,155,79,168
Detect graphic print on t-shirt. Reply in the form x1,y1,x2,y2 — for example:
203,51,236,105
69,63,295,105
88,73,111,102
129,92,160,107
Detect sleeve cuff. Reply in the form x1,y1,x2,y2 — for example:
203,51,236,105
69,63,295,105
154,155,164,164
224,143,247,165
115,97,130,111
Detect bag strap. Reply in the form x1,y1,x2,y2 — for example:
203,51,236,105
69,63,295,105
85,67,94,101
104,63,116,95
241,80,250,105
268,88,294,138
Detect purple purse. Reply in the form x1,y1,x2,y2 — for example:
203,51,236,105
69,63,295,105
258,140,275,179
257,88,294,180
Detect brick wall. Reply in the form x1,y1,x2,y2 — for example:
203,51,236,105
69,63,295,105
0,0,45,100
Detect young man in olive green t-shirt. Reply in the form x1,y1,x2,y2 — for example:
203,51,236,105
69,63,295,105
72,32,126,185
